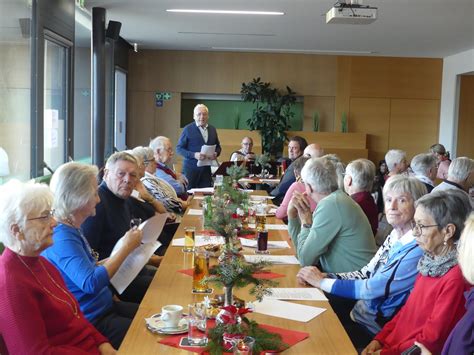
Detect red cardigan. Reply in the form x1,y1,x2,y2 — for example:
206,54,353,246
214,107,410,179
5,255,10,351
375,265,469,355
0,248,108,354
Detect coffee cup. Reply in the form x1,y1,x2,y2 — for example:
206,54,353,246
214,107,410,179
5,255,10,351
161,305,183,328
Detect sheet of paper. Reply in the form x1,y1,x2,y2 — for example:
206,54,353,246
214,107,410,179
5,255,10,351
110,239,161,294
172,235,225,247
193,195,205,200
244,254,300,265
249,195,275,201
187,209,203,216
138,213,168,244
239,238,290,249
265,288,328,301
248,223,288,231
254,298,326,322
187,187,214,194
197,145,216,167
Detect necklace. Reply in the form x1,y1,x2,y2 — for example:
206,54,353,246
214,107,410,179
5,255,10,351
16,254,80,318
63,217,100,262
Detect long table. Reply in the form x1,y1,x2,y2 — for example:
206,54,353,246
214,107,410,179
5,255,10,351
119,194,356,354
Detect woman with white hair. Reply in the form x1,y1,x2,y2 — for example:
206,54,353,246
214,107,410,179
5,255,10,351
0,180,114,354
410,153,438,192
288,156,377,272
42,162,142,349
385,149,409,180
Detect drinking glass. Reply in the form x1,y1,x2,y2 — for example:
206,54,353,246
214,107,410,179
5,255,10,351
187,303,208,346
256,230,269,254
233,336,255,355
183,226,195,252
192,248,210,293
255,203,267,232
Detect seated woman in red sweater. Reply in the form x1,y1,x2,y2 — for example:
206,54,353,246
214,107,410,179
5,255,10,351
362,190,472,355
0,180,114,354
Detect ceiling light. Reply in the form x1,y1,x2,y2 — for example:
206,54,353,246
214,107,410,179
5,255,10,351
166,9,284,16
212,47,375,55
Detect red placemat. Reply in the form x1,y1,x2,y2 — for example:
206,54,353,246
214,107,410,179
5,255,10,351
158,320,309,353
177,269,285,280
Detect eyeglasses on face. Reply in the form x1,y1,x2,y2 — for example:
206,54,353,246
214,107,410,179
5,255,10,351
27,209,55,221
412,222,439,235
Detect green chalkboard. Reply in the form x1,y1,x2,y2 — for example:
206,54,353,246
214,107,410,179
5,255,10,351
181,99,303,130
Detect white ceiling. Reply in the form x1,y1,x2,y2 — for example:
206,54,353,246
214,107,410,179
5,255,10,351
82,0,474,58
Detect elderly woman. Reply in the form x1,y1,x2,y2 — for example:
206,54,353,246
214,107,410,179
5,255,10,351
410,153,438,192
42,162,142,349
275,156,316,220
430,143,451,180
415,212,474,354
297,176,426,348
362,190,471,354
288,157,376,271
132,146,189,214
344,159,379,236
0,180,114,354
385,149,410,180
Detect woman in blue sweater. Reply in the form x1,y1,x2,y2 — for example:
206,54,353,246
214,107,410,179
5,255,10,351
42,162,142,349
297,175,427,348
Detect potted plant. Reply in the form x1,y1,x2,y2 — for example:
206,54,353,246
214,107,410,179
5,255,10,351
241,77,297,158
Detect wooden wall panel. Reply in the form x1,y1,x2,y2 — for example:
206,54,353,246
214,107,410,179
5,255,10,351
129,50,338,96
457,75,474,158
303,96,335,132
349,98,391,164
127,91,155,149
389,99,440,160
350,57,442,100
153,92,182,149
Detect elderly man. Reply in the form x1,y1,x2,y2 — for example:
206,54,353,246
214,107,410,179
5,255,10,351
344,159,379,235
288,157,376,272
82,151,155,303
410,153,438,192
230,136,256,162
150,135,188,200
176,104,221,189
432,156,474,208
270,136,308,205
303,143,324,158
385,149,410,180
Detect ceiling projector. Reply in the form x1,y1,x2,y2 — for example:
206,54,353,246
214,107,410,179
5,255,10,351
326,1,377,24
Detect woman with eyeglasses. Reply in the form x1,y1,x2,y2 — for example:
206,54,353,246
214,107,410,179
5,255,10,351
42,162,142,349
0,180,115,354
297,175,426,349
362,190,471,355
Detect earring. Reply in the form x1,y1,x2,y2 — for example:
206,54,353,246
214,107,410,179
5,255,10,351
443,240,447,246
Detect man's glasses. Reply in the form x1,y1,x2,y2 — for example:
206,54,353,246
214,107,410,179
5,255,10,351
27,209,55,221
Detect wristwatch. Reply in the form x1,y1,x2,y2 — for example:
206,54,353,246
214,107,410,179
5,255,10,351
302,223,312,229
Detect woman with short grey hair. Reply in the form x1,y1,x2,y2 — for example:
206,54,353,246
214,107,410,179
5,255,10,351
132,146,188,214
42,162,142,349
0,179,114,353
288,156,376,272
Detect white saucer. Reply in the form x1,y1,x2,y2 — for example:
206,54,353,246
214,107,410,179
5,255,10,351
145,313,188,335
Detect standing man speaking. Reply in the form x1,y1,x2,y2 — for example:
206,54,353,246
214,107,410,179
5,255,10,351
177,104,221,188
